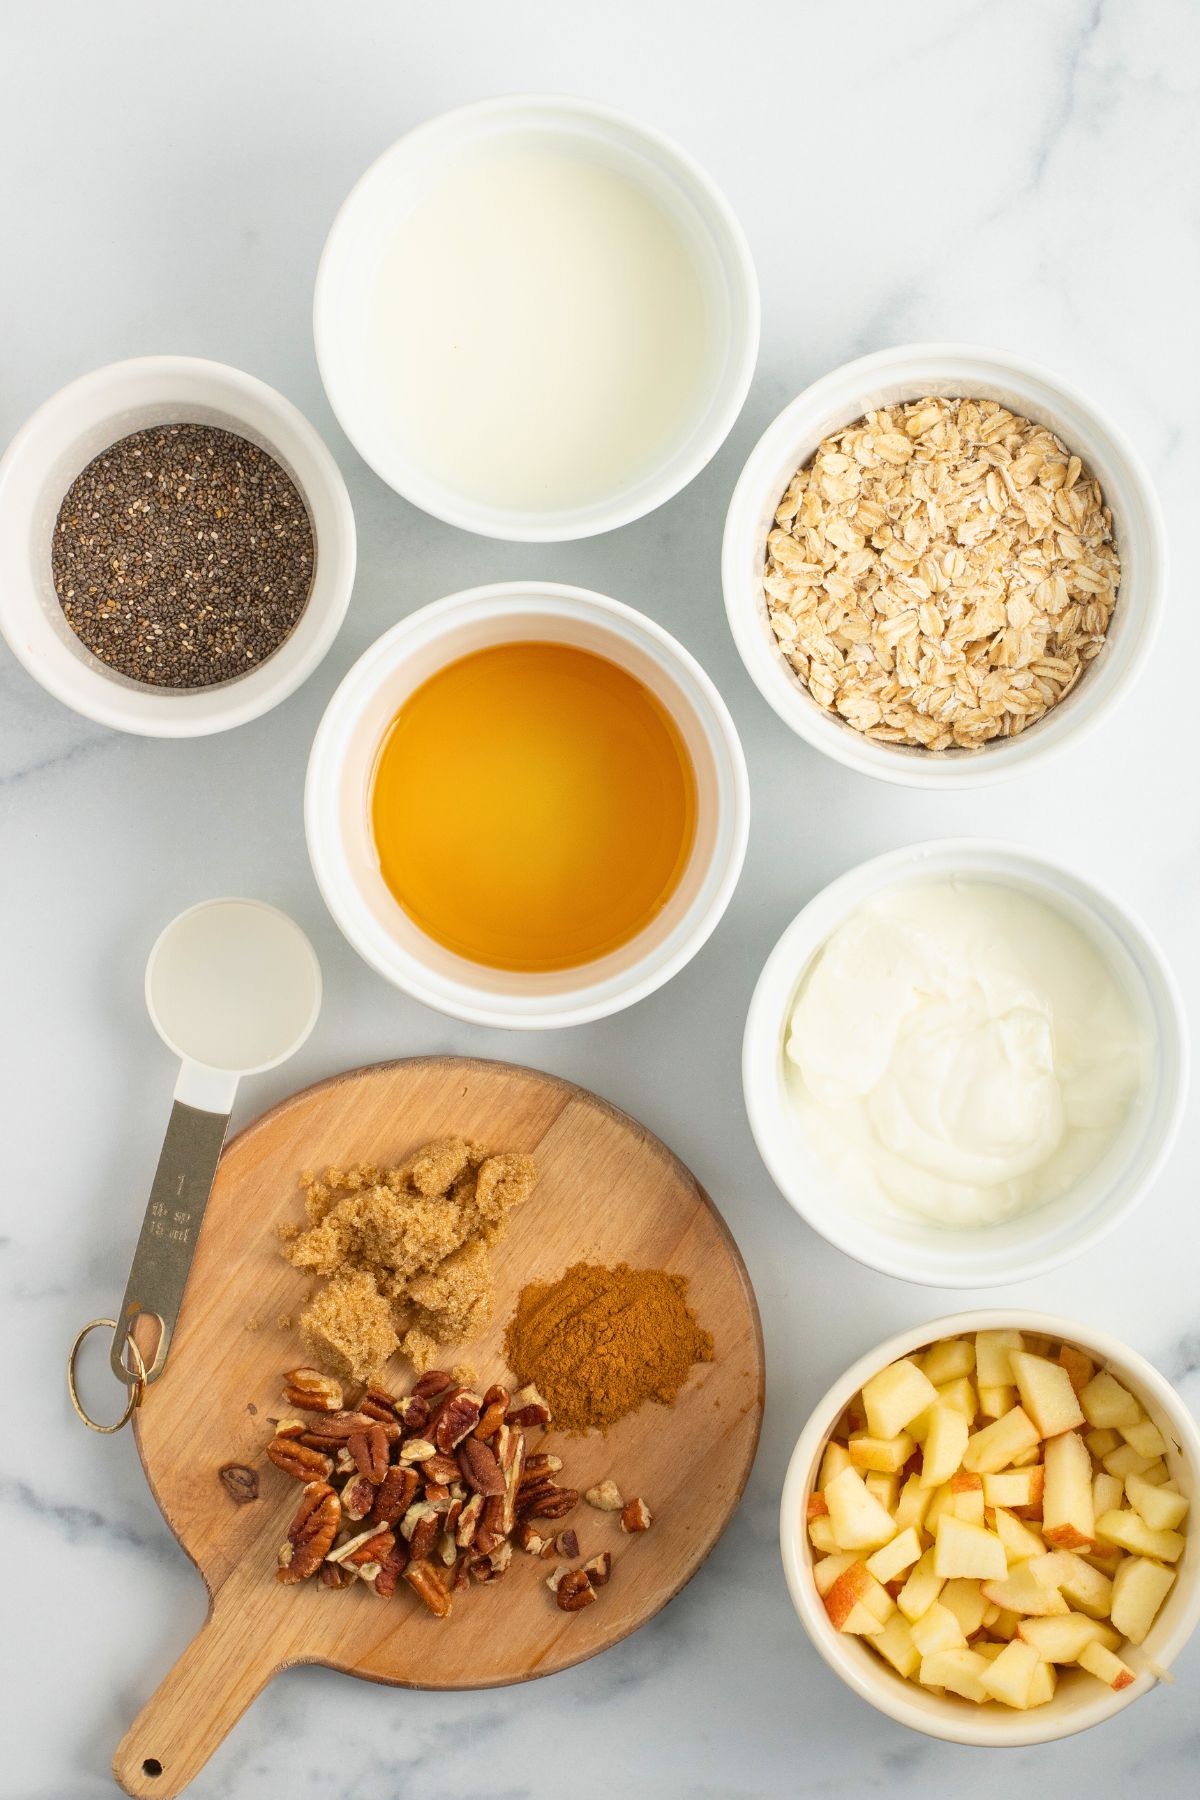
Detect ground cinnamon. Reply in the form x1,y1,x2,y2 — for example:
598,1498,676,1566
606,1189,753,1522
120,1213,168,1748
503,1261,713,1433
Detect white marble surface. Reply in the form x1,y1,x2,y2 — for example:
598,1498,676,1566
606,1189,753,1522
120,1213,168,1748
3,1,1199,1794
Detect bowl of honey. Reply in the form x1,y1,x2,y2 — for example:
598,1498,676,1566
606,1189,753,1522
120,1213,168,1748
305,581,749,1028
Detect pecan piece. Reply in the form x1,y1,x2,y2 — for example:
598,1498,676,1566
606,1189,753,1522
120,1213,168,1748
282,1368,344,1413
506,1383,552,1428
327,1525,394,1569
369,1465,419,1528
268,1434,333,1483
410,1511,441,1561
404,1558,452,1618
584,1479,624,1513
473,1384,510,1440
303,1410,377,1443
457,1436,506,1498
372,1538,410,1597
496,1424,526,1535
556,1529,580,1561
554,1569,596,1613
520,1453,563,1485
348,1424,390,1484
276,1482,340,1583
582,1551,611,1588
516,1519,550,1556
455,1492,484,1548
412,1369,454,1402
423,1481,452,1506
430,1388,483,1451
320,1561,355,1590
520,1485,578,1522
218,1463,258,1505
359,1386,400,1424
398,1437,437,1465
400,1394,431,1432
620,1497,653,1533
341,1472,377,1522
473,1494,507,1556
422,1451,461,1485
470,1540,513,1583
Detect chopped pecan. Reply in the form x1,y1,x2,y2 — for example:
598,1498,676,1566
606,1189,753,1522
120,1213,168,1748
455,1492,484,1548
496,1424,526,1534
276,1482,340,1583
473,1384,510,1440
359,1386,399,1424
582,1551,611,1588
451,1554,472,1592
506,1383,552,1428
333,1445,356,1476
620,1497,652,1533
584,1479,624,1513
520,1453,563,1485
348,1424,390,1484
519,1485,578,1522
341,1472,377,1521
516,1519,549,1555
398,1437,436,1465
437,1529,458,1567
430,1388,483,1451
470,1540,513,1582
400,1394,431,1432
344,1528,395,1572
555,1568,597,1613
372,1538,410,1597
218,1463,258,1505
410,1511,441,1561
326,1524,389,1567
412,1369,454,1403
320,1561,355,1589
404,1558,452,1618
267,1433,333,1483
474,1494,507,1555
457,1436,506,1498
399,1501,438,1541
556,1529,580,1560
303,1410,377,1443
422,1451,461,1486
423,1481,452,1506
369,1465,418,1528
282,1368,344,1413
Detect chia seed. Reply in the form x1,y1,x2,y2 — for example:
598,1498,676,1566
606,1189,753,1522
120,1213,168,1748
51,423,315,689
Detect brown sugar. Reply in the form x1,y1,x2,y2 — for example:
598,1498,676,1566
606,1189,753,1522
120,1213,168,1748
281,1138,537,1385
503,1261,714,1433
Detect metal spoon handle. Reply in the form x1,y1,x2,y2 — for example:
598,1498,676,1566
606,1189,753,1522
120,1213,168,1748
109,1098,232,1386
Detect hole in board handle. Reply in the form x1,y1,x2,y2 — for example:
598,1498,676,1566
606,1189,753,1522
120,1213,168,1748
142,1759,163,1778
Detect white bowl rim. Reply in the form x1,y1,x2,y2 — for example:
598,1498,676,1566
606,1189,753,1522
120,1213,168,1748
313,92,761,543
722,340,1168,788
780,1306,1200,1746
743,836,1190,1285
0,354,356,737
305,578,751,1029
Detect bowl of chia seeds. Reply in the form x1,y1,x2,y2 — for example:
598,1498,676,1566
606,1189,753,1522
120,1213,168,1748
0,356,356,735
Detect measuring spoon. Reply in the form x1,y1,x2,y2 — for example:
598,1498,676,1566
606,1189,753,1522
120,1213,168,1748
106,898,321,1392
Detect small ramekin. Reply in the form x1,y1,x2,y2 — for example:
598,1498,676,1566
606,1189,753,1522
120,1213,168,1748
305,580,750,1029
781,1308,1200,1746
314,95,760,542
0,356,355,736
722,343,1166,787
743,838,1187,1286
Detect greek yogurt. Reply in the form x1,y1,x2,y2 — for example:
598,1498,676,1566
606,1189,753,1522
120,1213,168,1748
784,880,1150,1229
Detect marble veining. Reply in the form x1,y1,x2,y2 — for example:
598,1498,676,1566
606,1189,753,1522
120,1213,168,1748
3,1,1199,1796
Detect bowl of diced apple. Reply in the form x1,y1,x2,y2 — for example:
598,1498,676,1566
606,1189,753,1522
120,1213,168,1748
780,1312,1199,1744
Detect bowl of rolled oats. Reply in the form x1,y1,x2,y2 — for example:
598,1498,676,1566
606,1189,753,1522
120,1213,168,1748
722,345,1166,786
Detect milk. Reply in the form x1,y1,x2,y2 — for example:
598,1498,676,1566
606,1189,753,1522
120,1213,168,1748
368,141,715,511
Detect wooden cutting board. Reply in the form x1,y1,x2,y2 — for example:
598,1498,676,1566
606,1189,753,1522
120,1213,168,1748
113,1056,764,1798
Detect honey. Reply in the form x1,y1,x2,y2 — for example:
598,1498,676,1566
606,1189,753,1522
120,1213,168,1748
370,641,697,971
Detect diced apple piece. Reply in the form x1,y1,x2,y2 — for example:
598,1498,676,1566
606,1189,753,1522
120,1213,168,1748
1026,1659,1057,1706
824,1560,892,1631
1042,1431,1095,1550
1095,1509,1185,1563
1092,1471,1124,1517
862,1357,939,1441
980,1638,1041,1709
1077,1640,1135,1691
1084,1427,1122,1459
962,1407,1040,1475
940,1577,988,1637
1017,1612,1120,1662
919,1647,990,1702
824,1466,898,1551
1058,1344,1095,1395
1079,1370,1140,1429
948,1471,985,1524
849,1432,915,1475
807,1491,829,1519
1009,1443,1043,1468
1011,1351,1085,1439
924,1482,956,1534
893,1474,932,1536
974,1639,1005,1660
813,1551,858,1596
934,1516,1007,1581
1103,1443,1155,1481
864,1471,900,1513
1125,1472,1189,1534
984,1467,1044,1510
1110,1556,1176,1645
993,1506,1045,1564
866,1527,922,1585
979,1383,1017,1419
818,1440,852,1488
897,1548,944,1622
1121,1417,1169,1460
1136,1460,1169,1487
1030,1550,1113,1619
935,1377,979,1422
808,1515,839,1553
920,1337,976,1385
981,1563,1070,1616
871,1610,919,1678
989,1606,1021,1640
911,1600,967,1656
976,1329,1025,1387
919,1404,970,1489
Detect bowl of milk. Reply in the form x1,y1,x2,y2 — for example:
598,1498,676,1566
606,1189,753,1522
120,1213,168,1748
314,96,759,540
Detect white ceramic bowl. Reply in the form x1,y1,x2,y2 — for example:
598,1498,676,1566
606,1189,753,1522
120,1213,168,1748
305,580,750,1029
723,343,1166,787
314,95,759,542
743,839,1187,1286
0,356,355,736
781,1308,1200,1745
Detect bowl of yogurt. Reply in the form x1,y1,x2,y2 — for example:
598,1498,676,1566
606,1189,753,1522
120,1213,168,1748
743,840,1187,1285
314,96,759,541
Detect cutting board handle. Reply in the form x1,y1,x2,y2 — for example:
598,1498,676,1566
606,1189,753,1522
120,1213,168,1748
112,1585,282,1798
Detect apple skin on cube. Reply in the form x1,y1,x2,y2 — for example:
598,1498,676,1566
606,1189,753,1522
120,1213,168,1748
1110,1556,1177,1645
980,1637,1041,1709
962,1407,1040,1475
1017,1612,1120,1662
1079,1370,1141,1430
982,1563,1070,1616
808,1514,839,1553
918,1647,990,1702
862,1358,939,1441
934,1515,1007,1581
1057,1343,1095,1395
823,1560,893,1632
1042,1430,1095,1550
813,1552,858,1596
919,1404,970,1488
1010,1351,1086,1439
910,1600,967,1657
824,1466,898,1550
1125,1472,1189,1534
1077,1640,1136,1691
1095,1509,1185,1563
